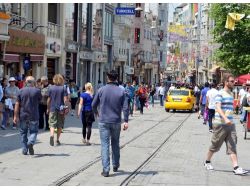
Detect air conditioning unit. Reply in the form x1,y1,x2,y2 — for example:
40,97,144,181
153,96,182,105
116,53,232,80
125,66,134,75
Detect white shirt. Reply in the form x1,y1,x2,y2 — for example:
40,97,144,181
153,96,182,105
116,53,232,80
239,88,247,104
169,86,175,91
158,86,165,95
206,88,219,110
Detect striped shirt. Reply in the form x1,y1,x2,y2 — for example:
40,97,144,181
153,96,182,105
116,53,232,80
214,89,234,125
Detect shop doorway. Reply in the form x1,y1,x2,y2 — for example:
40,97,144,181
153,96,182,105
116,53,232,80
47,58,56,84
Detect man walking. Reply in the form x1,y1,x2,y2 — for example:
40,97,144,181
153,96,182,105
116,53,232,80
206,83,218,132
204,74,248,175
13,76,42,155
47,74,69,146
92,70,129,177
39,76,50,130
158,82,165,106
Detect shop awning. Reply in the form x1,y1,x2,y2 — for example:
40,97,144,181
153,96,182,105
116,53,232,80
3,54,20,62
30,54,44,61
209,65,220,73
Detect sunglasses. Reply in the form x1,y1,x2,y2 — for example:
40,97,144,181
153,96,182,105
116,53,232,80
228,80,235,83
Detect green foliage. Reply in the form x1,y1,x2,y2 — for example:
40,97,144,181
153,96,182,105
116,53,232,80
209,3,250,76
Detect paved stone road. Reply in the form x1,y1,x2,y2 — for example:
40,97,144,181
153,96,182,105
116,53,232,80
0,101,249,185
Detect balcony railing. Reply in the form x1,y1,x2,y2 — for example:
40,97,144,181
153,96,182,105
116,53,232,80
9,13,45,33
47,22,61,38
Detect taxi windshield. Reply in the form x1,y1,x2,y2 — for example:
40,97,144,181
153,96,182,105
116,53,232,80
169,90,189,96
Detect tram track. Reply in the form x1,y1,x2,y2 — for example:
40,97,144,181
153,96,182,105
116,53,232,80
50,113,176,186
120,113,192,186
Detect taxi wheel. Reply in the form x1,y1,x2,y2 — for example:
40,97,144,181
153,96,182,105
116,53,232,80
165,108,169,112
173,109,176,113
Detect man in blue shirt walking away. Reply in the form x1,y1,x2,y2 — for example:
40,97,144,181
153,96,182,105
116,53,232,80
200,82,210,124
92,70,129,177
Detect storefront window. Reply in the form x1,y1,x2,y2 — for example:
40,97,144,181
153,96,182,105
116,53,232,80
92,3,102,50
65,3,75,41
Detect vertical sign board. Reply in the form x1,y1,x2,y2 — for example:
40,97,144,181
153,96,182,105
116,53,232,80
115,7,135,15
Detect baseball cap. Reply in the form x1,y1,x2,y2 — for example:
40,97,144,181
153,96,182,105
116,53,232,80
9,77,16,82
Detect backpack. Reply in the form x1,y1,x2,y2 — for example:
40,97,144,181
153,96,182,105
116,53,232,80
138,87,147,99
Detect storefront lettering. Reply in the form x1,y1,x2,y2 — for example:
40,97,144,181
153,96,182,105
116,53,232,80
7,36,43,48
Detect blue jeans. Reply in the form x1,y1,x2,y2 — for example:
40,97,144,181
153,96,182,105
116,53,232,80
159,95,164,106
150,95,154,106
208,109,215,130
240,108,247,122
20,120,39,153
99,122,121,172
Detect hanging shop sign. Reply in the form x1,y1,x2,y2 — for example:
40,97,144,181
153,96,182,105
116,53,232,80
65,40,78,53
46,37,61,56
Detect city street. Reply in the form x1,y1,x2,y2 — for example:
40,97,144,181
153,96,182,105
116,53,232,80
0,101,249,186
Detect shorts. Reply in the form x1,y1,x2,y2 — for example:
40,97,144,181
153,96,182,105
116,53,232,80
209,124,237,155
49,112,65,129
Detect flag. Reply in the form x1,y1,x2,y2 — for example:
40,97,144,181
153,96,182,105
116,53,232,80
225,13,245,30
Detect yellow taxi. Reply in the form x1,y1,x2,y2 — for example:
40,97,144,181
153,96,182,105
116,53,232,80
165,88,196,112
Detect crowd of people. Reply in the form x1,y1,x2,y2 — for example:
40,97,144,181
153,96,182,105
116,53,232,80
0,71,249,176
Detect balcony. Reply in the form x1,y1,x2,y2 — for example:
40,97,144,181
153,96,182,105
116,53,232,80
47,22,61,38
9,13,43,33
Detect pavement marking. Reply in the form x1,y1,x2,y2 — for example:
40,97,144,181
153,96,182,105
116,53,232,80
0,132,19,137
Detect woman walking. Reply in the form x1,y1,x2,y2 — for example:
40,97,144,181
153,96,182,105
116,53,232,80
69,81,80,116
77,83,95,145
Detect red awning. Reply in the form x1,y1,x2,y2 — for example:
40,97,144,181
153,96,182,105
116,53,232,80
235,74,250,85
3,54,20,62
30,54,44,62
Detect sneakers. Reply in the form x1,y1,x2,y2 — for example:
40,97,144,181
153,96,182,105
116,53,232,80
22,149,28,155
233,167,248,175
204,162,214,170
28,144,34,155
12,126,17,130
113,166,119,172
209,129,214,133
82,139,86,144
1,125,6,130
101,171,109,177
56,140,61,146
50,136,54,146
86,142,91,146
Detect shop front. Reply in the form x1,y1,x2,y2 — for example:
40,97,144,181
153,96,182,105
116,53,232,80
65,40,78,81
1,28,45,79
46,37,62,83
79,50,93,88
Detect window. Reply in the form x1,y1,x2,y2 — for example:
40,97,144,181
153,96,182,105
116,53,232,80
81,3,88,47
93,4,102,50
134,28,140,43
65,3,75,41
104,11,113,39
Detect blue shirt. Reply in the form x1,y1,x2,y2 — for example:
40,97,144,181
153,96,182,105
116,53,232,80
214,89,234,124
125,86,135,99
80,92,93,111
92,83,129,123
201,87,210,105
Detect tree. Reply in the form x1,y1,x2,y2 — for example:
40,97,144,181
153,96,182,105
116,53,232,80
210,3,250,76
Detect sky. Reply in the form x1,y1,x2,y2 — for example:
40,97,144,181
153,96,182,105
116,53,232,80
144,3,178,22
